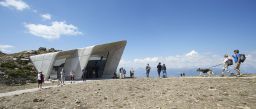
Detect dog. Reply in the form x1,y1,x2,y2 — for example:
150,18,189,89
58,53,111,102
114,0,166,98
196,68,214,77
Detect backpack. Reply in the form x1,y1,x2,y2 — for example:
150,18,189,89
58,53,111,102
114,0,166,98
226,59,233,66
240,54,246,63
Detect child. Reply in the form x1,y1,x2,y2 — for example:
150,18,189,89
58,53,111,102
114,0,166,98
221,54,232,77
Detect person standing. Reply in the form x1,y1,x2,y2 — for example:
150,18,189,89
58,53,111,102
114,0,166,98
60,68,65,86
130,68,135,78
232,50,241,76
70,70,75,83
119,67,124,79
113,72,117,79
37,72,44,90
123,68,126,78
146,64,151,78
82,69,87,81
162,64,167,78
157,62,162,78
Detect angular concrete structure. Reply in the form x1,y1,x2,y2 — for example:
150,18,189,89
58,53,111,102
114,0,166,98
30,40,127,80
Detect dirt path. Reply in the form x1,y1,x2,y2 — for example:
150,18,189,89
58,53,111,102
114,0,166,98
0,81,87,97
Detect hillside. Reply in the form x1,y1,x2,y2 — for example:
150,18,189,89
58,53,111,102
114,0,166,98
0,47,61,85
0,51,6,57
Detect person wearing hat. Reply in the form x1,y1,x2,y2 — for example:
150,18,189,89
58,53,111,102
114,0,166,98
221,54,232,77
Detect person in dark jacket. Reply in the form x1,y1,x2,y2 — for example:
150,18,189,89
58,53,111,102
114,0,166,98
157,62,162,78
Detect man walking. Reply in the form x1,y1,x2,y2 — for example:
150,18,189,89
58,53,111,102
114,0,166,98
232,50,241,76
157,62,162,78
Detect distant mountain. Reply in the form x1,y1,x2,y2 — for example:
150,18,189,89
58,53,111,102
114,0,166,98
0,51,6,57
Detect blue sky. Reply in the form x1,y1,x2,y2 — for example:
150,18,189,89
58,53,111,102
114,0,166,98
0,0,256,72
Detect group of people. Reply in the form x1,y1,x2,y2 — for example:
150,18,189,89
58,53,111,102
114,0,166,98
37,49,246,89
59,69,76,86
221,49,245,77
37,68,76,89
118,67,135,79
180,73,186,77
145,62,167,78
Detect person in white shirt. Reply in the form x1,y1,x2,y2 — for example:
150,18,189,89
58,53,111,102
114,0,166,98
222,54,232,76
70,70,75,83
60,68,65,86
37,72,43,89
119,67,123,79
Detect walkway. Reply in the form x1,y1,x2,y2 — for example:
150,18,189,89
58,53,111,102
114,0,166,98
0,81,86,98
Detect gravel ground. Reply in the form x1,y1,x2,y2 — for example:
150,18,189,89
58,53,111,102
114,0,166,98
0,77,256,109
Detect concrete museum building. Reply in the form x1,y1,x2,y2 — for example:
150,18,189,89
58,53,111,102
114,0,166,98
30,40,127,80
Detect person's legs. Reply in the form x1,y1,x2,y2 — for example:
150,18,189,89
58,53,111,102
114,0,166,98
222,64,228,77
38,80,40,88
157,70,161,78
72,76,74,83
40,83,42,89
226,66,231,74
235,63,241,75
38,81,42,89
62,78,65,85
70,76,72,83
162,71,165,78
163,70,167,78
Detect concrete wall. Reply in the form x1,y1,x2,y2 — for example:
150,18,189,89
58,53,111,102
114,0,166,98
30,52,58,79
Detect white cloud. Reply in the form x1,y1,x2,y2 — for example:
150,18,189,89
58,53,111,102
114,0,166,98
120,50,221,70
185,50,198,57
0,0,29,11
41,13,51,20
25,21,82,40
119,50,256,72
0,44,14,53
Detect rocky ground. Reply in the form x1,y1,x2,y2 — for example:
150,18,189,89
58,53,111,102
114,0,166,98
0,77,256,109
